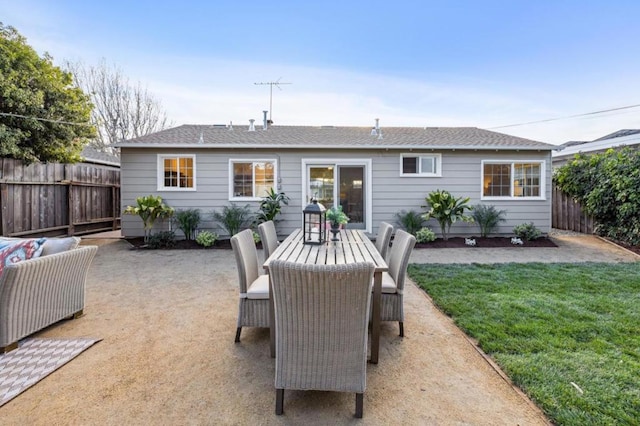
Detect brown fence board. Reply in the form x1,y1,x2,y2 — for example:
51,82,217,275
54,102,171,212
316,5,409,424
0,158,120,237
552,185,594,234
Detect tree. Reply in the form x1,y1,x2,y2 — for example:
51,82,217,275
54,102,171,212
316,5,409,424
66,59,170,153
0,23,95,164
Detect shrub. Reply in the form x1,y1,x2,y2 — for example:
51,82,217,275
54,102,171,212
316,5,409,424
472,204,507,237
173,209,201,240
255,189,290,224
253,231,261,244
123,195,174,242
147,231,176,249
513,222,541,241
416,227,436,243
422,189,474,240
554,147,640,246
395,210,425,236
195,230,218,247
212,203,254,237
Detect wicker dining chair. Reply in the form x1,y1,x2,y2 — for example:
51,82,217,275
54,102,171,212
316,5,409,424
379,229,416,337
374,221,394,260
230,229,270,342
257,220,279,262
269,260,375,418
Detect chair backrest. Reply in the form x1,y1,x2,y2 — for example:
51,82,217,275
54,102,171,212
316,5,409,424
387,229,417,292
257,221,279,261
269,260,375,393
374,222,393,260
230,229,261,294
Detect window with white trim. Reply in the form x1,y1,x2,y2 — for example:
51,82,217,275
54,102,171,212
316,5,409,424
482,161,543,198
400,154,441,177
230,160,276,199
158,155,195,190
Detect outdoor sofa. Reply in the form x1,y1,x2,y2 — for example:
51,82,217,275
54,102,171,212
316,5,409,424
0,237,98,353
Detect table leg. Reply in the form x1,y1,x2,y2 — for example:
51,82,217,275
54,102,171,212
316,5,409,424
370,270,382,364
269,274,275,358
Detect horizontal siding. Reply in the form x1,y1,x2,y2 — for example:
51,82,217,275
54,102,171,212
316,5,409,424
121,148,551,238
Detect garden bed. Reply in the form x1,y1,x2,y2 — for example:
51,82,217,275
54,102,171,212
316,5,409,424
414,237,557,249
125,237,237,250
126,236,558,250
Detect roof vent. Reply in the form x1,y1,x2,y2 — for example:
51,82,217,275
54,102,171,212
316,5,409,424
263,110,268,130
212,124,227,128
198,132,204,144
228,121,233,130
248,119,255,132
371,118,381,136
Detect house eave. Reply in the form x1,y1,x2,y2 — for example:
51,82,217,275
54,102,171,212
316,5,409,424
117,143,552,151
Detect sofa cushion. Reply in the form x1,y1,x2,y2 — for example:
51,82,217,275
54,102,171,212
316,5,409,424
41,237,81,256
0,238,47,276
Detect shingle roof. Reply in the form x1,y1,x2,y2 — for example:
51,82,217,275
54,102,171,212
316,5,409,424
115,124,553,151
80,146,121,166
593,129,640,141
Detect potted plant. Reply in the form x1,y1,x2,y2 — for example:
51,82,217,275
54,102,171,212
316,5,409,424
326,206,349,241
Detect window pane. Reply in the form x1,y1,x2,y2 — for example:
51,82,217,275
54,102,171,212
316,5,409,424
483,163,511,196
514,163,540,197
233,163,253,197
309,166,334,207
164,158,178,187
420,157,435,174
254,162,275,198
179,157,194,188
402,157,418,174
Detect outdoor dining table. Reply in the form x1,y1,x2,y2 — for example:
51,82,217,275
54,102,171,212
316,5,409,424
263,228,388,364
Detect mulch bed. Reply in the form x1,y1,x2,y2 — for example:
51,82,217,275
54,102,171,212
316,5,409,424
126,236,558,250
602,238,640,256
414,237,558,249
125,237,236,250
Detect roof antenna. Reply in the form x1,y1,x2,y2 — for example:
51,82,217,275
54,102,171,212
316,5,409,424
254,77,291,124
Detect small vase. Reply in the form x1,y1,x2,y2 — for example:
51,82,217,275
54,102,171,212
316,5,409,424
330,224,341,241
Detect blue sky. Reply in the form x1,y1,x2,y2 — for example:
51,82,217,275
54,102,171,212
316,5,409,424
2,0,639,144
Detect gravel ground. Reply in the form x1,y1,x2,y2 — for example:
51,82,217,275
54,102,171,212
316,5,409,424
0,233,635,425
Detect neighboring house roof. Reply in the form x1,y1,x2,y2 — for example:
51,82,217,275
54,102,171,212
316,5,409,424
80,146,121,167
553,129,640,161
115,124,553,151
594,129,640,141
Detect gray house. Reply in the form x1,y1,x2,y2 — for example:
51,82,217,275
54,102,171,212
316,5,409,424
116,121,554,239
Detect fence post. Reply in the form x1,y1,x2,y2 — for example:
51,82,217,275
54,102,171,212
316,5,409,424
67,181,74,236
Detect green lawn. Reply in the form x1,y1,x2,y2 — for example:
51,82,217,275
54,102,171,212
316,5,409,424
408,262,640,426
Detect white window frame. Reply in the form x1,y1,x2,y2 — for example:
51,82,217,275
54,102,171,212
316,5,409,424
480,160,546,200
157,154,197,191
399,153,442,177
228,159,278,201
301,158,373,233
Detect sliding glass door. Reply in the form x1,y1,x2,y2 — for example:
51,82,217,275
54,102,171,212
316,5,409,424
307,164,366,229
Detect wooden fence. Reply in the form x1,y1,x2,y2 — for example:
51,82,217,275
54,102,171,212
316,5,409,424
0,158,120,237
552,185,594,234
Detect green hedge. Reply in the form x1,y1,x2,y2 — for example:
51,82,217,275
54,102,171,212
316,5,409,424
554,147,640,245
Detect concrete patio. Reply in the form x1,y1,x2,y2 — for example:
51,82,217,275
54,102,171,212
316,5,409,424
0,233,635,424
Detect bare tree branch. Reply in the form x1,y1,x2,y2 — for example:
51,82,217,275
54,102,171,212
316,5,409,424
66,59,170,154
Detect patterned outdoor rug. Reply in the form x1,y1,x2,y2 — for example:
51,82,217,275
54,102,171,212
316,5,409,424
0,337,101,407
